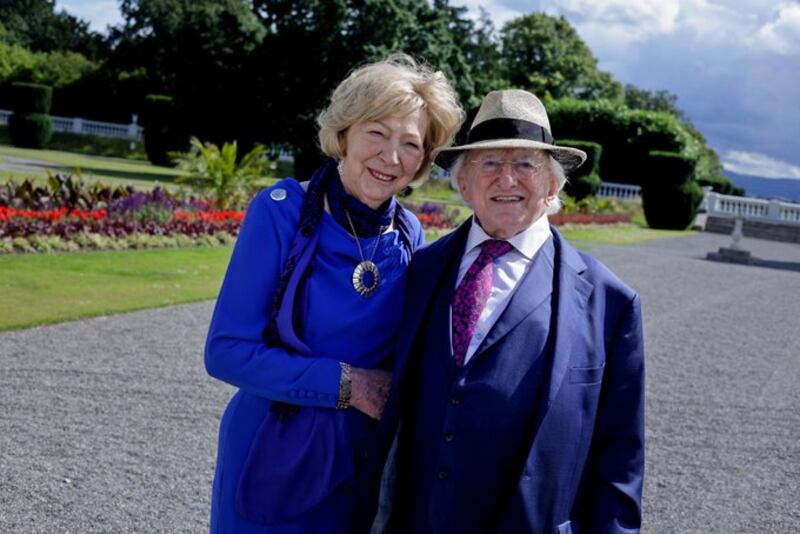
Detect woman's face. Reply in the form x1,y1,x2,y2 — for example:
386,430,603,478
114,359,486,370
339,109,429,209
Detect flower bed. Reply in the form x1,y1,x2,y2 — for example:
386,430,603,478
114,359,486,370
1,175,244,254
400,200,462,230
1,174,637,254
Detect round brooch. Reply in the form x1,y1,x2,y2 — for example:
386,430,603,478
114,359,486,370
270,188,287,201
352,260,380,297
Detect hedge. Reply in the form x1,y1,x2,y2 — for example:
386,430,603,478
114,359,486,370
142,94,188,166
560,139,602,200
8,113,53,148
8,82,54,148
10,82,52,114
641,151,703,230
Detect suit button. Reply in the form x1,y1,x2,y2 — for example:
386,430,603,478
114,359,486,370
444,433,455,443
450,396,461,405
437,471,449,480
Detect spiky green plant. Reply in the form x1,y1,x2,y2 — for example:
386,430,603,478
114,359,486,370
172,137,274,209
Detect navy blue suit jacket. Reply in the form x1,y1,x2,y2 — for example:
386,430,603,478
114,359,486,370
371,221,645,533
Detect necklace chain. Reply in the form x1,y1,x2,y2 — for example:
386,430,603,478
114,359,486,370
344,209,384,263
343,209,385,297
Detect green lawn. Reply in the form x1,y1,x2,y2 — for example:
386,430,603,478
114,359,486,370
558,223,693,246
0,143,187,189
0,246,233,331
0,222,692,332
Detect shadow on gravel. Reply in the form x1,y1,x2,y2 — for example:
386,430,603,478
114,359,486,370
702,256,800,273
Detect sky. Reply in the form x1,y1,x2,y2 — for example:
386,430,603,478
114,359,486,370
57,0,800,182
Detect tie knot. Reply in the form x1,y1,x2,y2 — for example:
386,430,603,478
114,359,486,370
480,239,513,261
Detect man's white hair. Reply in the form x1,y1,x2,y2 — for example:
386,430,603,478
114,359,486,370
447,150,568,214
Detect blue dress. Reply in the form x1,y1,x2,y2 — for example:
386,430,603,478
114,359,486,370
205,179,423,533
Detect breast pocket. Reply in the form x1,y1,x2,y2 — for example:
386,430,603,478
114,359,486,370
568,364,604,385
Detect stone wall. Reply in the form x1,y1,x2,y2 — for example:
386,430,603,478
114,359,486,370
704,216,800,244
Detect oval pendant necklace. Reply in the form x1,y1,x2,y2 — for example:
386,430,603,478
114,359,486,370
344,209,385,297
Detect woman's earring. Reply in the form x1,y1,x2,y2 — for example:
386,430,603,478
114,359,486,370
337,159,345,178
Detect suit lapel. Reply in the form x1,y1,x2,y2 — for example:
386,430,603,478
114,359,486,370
372,221,471,474
390,220,470,385
473,237,555,358
542,227,593,409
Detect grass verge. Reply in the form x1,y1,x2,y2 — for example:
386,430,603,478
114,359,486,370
0,246,232,331
558,223,693,245
1,223,691,332
424,223,693,247
0,143,187,187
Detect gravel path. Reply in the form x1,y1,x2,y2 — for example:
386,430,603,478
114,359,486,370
1,232,798,532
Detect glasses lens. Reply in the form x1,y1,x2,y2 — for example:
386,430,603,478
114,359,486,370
472,157,545,178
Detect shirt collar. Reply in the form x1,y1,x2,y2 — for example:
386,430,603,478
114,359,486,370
465,214,552,261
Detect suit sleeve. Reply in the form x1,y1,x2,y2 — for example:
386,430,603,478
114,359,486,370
204,189,341,408
579,293,646,533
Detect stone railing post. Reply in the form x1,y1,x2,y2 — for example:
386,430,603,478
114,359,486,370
72,118,83,134
128,114,139,138
767,199,782,222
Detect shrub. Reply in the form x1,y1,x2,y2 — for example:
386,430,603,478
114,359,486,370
558,139,600,200
172,137,274,210
8,112,52,148
641,151,703,230
564,172,601,201
549,99,693,186
8,82,53,148
561,139,602,178
142,94,189,166
9,82,52,113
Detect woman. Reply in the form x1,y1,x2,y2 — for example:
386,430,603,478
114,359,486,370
204,54,463,533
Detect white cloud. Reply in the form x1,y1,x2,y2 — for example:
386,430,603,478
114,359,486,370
752,3,800,55
722,150,800,179
56,0,123,33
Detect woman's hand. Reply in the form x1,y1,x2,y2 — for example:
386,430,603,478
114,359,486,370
349,368,392,420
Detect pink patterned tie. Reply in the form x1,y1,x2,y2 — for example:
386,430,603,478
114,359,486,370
452,239,513,366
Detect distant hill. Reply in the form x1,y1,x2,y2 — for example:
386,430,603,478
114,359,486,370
724,171,800,203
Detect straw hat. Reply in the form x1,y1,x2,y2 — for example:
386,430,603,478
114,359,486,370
434,89,587,172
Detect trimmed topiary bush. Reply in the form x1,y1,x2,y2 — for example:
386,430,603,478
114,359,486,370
142,94,189,166
560,139,602,199
641,151,703,230
8,114,53,148
565,172,601,200
9,83,53,114
548,99,734,195
8,82,54,148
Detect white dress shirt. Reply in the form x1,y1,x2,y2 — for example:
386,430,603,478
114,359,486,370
452,215,553,365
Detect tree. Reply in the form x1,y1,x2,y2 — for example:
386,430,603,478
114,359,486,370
623,84,686,119
0,0,106,59
500,13,621,100
248,0,482,178
110,0,267,147
440,5,507,106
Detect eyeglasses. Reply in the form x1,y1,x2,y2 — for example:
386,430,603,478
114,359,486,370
469,157,547,179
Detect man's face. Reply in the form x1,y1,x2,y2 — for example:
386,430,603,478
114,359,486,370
458,148,557,239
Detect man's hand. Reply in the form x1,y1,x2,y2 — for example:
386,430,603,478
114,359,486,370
349,368,392,420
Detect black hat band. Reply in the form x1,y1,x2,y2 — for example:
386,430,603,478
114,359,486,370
468,118,554,146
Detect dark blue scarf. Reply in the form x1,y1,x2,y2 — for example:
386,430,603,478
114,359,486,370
262,159,417,418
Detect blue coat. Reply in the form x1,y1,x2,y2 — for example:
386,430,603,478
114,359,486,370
373,220,645,533
205,180,423,533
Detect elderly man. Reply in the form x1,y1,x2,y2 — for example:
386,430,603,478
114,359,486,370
373,89,645,533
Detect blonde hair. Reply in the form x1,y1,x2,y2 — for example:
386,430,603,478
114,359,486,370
317,53,464,186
